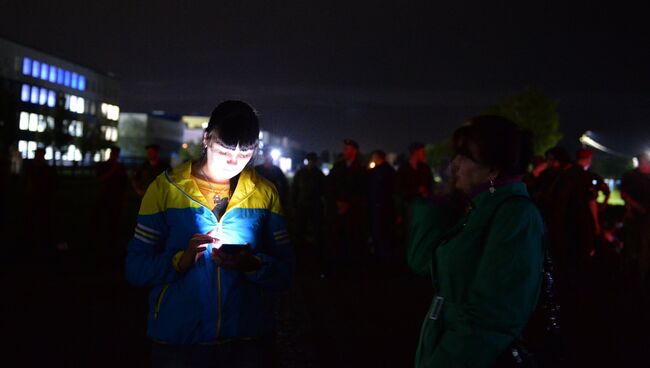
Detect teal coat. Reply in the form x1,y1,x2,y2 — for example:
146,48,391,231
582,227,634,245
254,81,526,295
408,183,544,368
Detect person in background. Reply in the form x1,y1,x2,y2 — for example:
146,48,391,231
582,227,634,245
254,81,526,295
367,149,397,268
24,147,58,255
575,148,610,210
621,152,650,294
326,138,367,278
96,146,128,251
408,115,543,367
255,148,289,210
125,100,293,368
131,144,170,199
292,152,326,271
396,142,433,203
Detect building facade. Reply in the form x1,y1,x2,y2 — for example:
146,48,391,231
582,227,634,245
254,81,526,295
0,37,120,165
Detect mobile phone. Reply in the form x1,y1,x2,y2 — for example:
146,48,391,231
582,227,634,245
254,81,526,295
218,243,247,254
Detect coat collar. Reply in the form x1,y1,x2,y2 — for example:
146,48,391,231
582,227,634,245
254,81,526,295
166,161,259,210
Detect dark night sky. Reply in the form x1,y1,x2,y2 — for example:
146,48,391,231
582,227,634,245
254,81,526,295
2,1,649,154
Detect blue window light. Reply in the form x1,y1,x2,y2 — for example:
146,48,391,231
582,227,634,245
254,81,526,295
41,63,49,80
23,57,32,75
71,73,78,89
78,75,86,91
64,70,71,87
57,68,64,84
49,67,57,82
30,86,39,104
21,84,30,102
32,60,40,78
47,91,56,107
39,88,47,105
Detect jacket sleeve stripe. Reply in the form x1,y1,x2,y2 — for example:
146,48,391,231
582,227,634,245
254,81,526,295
134,233,157,244
135,228,159,240
137,223,162,235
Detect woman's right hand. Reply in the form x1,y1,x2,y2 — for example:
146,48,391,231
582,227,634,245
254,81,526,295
177,233,218,273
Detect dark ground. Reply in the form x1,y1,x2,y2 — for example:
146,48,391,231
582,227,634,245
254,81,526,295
1,172,649,367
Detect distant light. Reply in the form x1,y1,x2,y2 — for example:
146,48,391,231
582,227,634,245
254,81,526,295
279,157,292,173
303,159,308,166
322,165,330,176
369,162,376,169
271,149,281,161
633,158,639,168
201,121,208,129
182,143,188,149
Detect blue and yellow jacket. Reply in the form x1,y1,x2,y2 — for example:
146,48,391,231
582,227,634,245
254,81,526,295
125,161,294,345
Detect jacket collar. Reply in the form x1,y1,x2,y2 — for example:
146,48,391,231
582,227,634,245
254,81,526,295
469,181,529,211
167,161,258,210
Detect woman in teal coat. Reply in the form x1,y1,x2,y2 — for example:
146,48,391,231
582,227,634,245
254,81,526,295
408,116,545,368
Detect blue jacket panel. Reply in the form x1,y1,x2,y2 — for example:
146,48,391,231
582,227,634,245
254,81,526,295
125,161,294,344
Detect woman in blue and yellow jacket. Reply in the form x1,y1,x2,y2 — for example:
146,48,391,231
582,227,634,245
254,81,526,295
125,101,294,367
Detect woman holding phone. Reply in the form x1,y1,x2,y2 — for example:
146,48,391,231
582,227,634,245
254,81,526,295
126,100,294,368
408,115,544,367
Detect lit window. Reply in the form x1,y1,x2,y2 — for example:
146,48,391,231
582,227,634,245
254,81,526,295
40,63,49,80
39,88,48,105
78,75,86,91
55,151,61,160
57,68,64,84
19,112,29,130
47,91,56,107
23,57,32,75
27,141,37,159
64,70,71,86
29,113,38,132
77,97,85,114
21,84,30,102
30,86,39,104
47,116,54,130
37,115,47,132
64,94,71,110
32,60,40,78
74,147,82,162
94,152,101,162
45,147,53,160
71,73,78,89
69,95,77,112
49,67,57,83
111,127,118,142
18,140,27,158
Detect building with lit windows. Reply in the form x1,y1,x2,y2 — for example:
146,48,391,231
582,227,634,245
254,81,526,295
0,37,120,165
117,112,185,165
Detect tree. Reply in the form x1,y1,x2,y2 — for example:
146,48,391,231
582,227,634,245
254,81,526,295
484,88,562,156
425,139,453,169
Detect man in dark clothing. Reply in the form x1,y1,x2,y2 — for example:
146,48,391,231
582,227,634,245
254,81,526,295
326,139,367,277
292,152,326,267
24,148,58,255
367,150,396,261
396,142,433,203
131,144,170,199
540,147,600,275
621,153,650,289
96,146,128,252
255,149,289,209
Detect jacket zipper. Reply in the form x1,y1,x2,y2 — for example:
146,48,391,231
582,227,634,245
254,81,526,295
164,171,239,340
154,285,169,320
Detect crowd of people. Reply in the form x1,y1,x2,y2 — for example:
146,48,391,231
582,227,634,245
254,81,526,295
11,99,650,367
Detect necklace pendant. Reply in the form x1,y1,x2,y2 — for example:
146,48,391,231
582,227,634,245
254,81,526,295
214,194,221,204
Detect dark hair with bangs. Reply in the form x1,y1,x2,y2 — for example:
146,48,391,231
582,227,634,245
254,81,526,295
452,115,533,177
204,100,260,151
